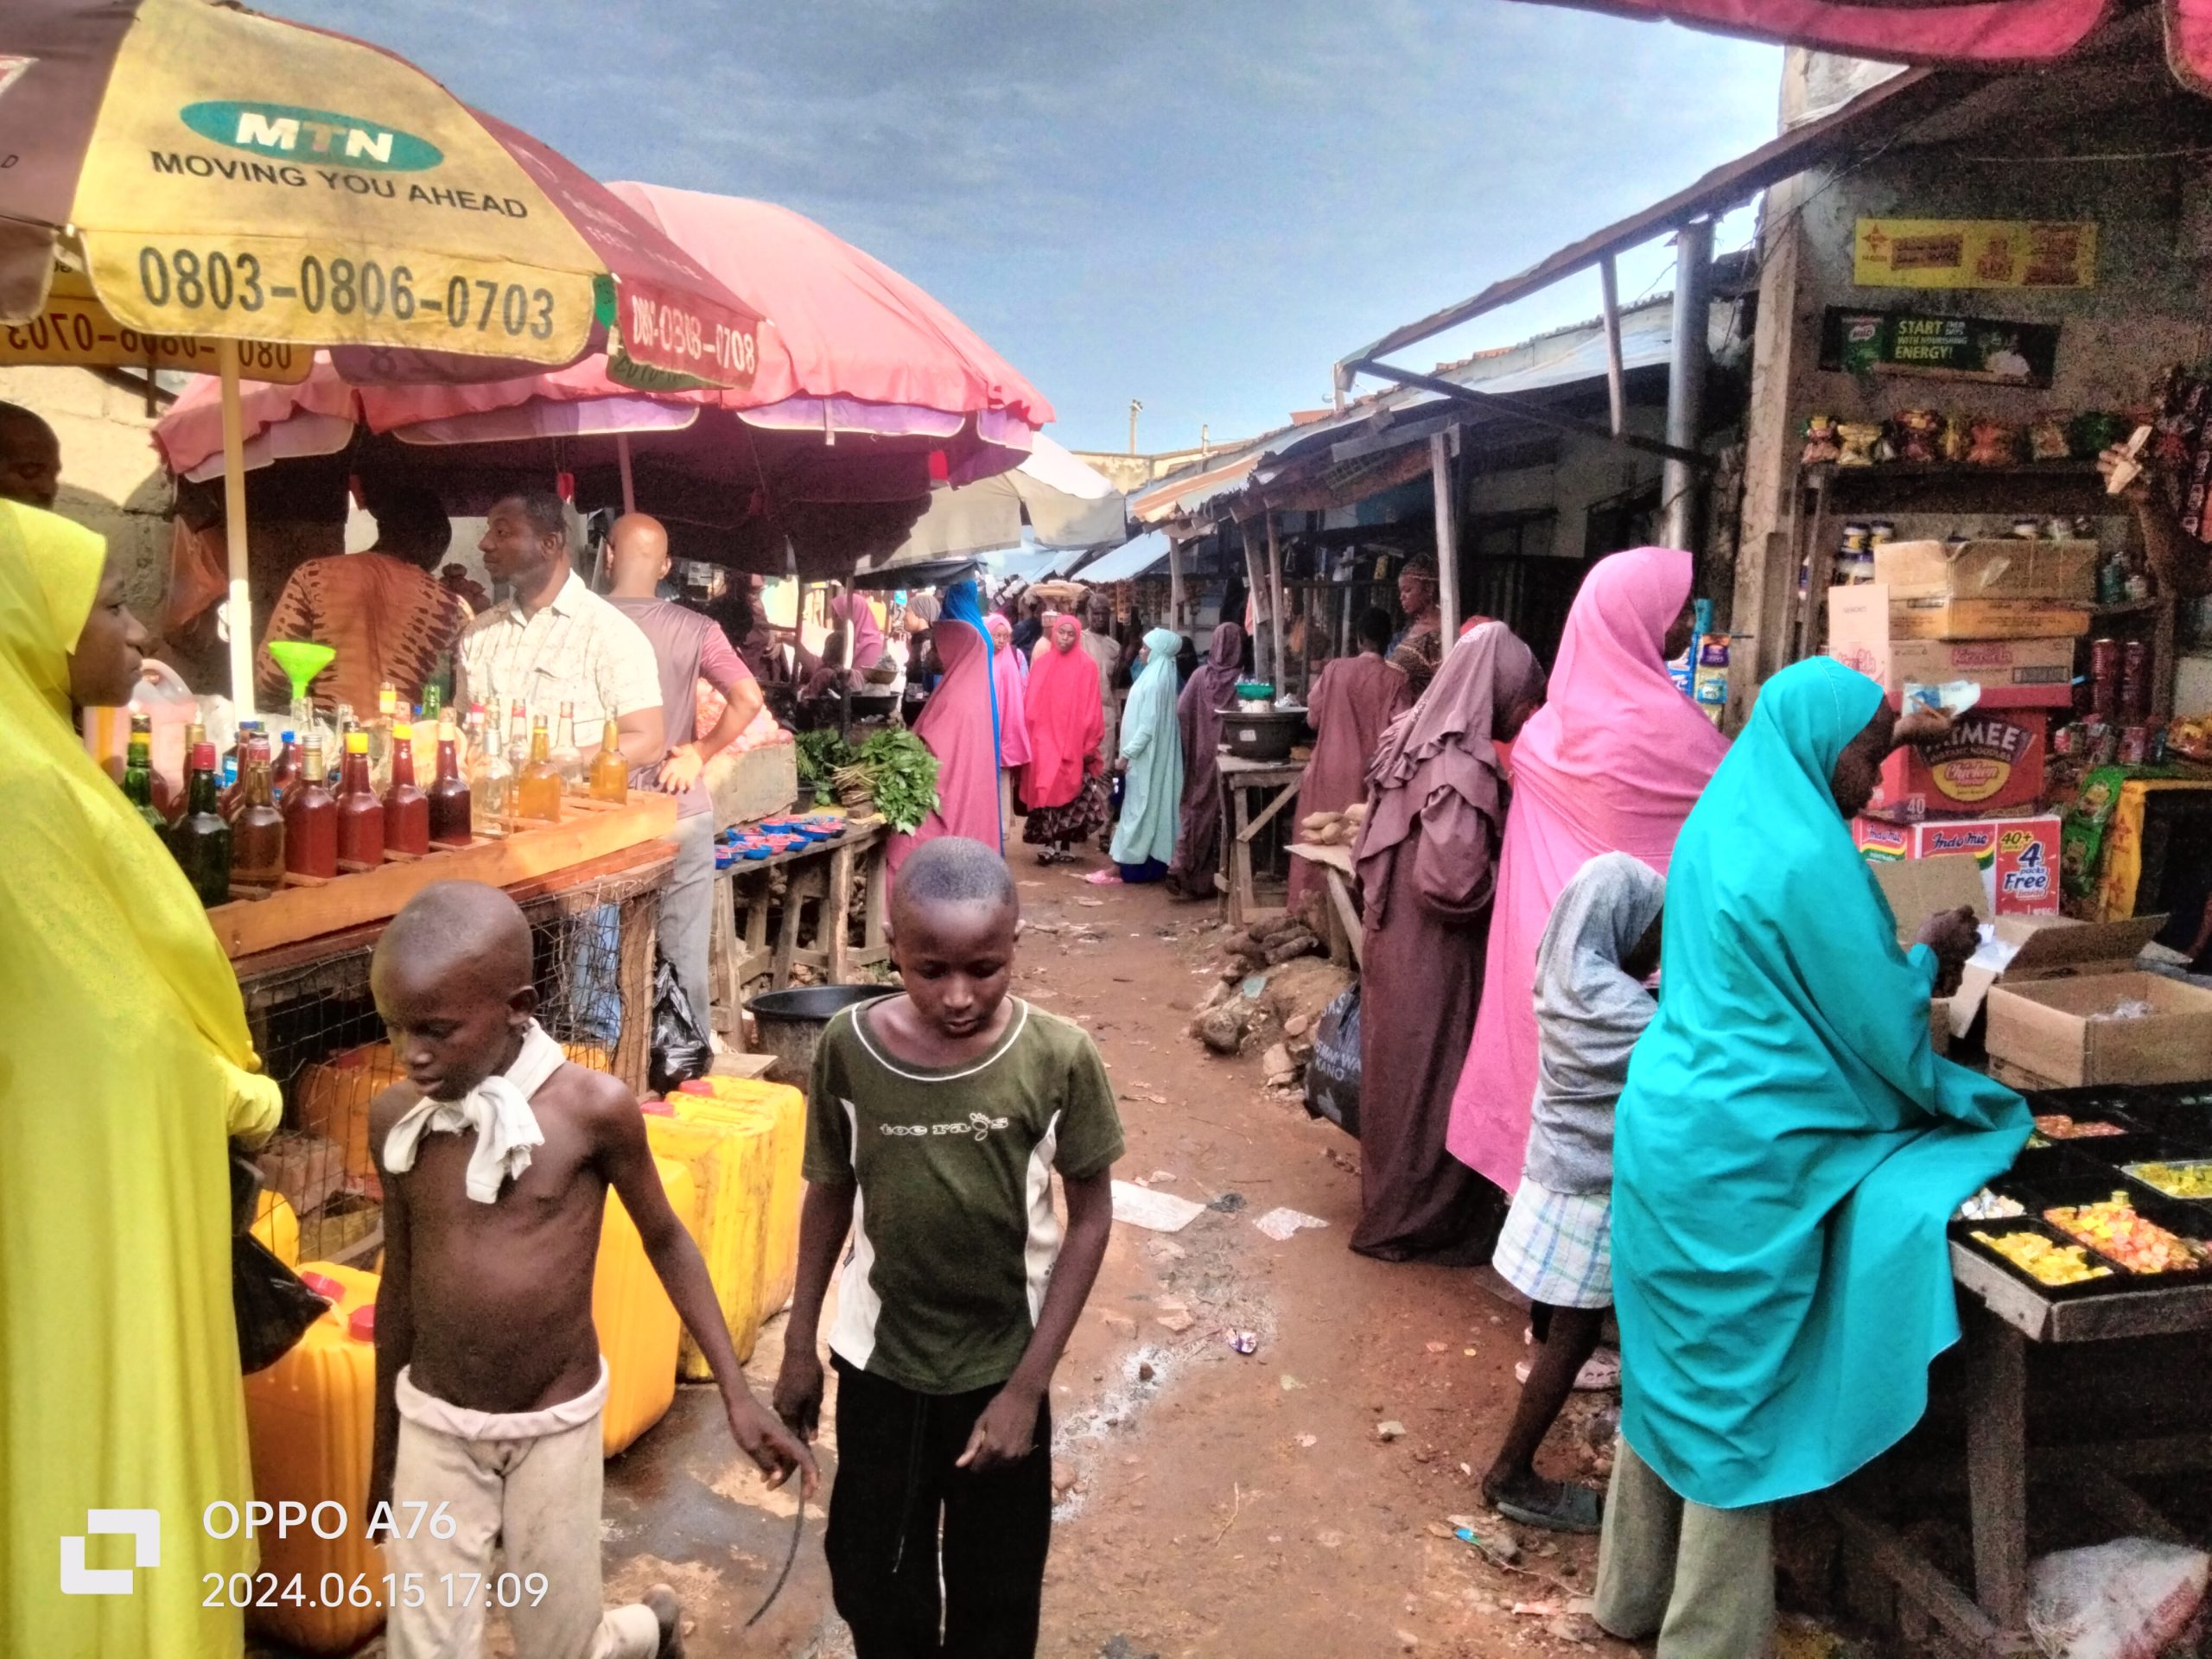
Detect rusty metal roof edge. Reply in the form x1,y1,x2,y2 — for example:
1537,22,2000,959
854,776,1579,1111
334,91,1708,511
1333,62,1955,384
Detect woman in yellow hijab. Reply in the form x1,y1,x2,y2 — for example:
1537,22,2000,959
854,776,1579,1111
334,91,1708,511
0,500,282,1657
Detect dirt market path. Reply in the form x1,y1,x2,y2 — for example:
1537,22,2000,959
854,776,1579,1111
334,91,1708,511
588,854,1629,1658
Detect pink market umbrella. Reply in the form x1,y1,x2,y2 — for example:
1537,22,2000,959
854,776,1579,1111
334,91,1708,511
156,188,1057,566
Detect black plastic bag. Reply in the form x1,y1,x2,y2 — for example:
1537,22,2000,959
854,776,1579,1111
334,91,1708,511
651,957,710,1095
1303,986,1362,1138
230,1149,330,1375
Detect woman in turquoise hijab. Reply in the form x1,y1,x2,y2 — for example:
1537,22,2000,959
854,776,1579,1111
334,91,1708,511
1598,657,2025,1655
1106,628,1185,882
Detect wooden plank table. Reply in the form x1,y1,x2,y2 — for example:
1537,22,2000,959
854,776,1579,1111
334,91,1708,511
1831,1240,2212,1655
1216,753,1305,927
1286,841,1361,968
709,817,891,1041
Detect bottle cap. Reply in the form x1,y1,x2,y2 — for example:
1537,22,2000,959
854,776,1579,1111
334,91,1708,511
393,722,413,741
190,741,217,770
348,1305,377,1343
281,729,296,743
299,1270,343,1302
677,1080,714,1096
346,731,369,753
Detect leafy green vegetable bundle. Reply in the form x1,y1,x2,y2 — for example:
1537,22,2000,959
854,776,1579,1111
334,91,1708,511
830,729,940,833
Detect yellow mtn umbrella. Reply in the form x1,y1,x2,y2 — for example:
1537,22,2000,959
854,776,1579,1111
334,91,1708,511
0,0,766,711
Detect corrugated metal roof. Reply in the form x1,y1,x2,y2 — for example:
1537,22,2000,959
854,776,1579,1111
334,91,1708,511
1073,529,1173,583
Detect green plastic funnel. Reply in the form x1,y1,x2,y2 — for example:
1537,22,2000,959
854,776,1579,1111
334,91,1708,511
267,640,335,707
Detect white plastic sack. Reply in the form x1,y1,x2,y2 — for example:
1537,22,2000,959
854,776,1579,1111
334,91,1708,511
2027,1538,2209,1659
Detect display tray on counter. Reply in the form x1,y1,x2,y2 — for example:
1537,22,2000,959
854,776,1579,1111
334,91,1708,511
2026,1173,2212,1287
205,793,679,961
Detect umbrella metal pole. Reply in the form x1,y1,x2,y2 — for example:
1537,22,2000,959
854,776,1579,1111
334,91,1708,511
218,339,255,719
617,431,637,515
1429,431,1460,642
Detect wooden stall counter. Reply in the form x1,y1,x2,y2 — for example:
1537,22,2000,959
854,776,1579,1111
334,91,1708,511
207,794,679,960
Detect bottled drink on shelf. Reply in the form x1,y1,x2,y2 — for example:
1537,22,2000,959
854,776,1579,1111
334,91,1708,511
550,701,586,785
122,713,168,837
219,719,264,821
428,715,474,848
516,715,563,823
384,722,430,855
283,739,338,879
421,683,444,730
171,741,232,907
588,717,628,804
467,706,513,829
232,737,287,887
505,699,531,774
335,730,385,868
270,729,303,802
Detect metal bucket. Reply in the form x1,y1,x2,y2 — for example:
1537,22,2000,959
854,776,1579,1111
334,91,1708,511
746,985,887,1086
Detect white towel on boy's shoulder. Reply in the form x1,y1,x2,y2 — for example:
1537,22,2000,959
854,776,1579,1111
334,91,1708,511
381,1020,567,1202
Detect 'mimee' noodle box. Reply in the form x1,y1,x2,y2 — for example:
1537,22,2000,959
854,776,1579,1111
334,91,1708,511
1854,813,2062,917
1866,709,2048,819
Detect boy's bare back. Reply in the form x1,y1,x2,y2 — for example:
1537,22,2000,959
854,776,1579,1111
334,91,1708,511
369,1063,628,1417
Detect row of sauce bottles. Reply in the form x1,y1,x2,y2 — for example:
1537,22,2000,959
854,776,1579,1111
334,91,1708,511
124,690,629,908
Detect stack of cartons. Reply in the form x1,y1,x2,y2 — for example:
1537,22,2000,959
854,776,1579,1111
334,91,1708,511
1833,539,2091,916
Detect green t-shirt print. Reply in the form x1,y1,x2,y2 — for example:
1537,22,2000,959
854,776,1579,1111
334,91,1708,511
804,997,1124,1395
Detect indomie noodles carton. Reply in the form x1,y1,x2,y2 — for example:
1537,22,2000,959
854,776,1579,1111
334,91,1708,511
1854,812,2062,917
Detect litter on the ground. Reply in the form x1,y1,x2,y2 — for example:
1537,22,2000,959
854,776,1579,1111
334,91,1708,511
1110,1180,1208,1233
1228,1330,1258,1354
1254,1205,1327,1240
1280,1374,1306,1390
1376,1420,1406,1441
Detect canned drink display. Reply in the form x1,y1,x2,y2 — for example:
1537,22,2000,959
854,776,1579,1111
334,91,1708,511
2090,637,2121,722
2122,639,2150,720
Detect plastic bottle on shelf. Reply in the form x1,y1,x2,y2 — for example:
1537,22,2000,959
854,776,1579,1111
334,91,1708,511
516,715,563,823
383,722,429,855
283,739,338,879
334,730,385,868
428,715,473,848
588,717,628,804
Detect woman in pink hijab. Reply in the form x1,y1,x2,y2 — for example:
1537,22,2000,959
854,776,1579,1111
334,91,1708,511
986,612,1032,768
1446,548,1725,1195
887,579,1002,887
830,585,887,679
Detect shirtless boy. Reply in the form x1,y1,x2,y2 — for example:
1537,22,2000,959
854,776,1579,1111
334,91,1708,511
366,880,814,1659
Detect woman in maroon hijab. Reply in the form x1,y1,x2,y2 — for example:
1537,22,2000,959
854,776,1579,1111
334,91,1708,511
1287,606,1411,911
1164,621,1244,899
1351,621,1546,1262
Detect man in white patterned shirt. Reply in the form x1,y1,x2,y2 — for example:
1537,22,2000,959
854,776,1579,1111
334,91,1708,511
458,493,666,769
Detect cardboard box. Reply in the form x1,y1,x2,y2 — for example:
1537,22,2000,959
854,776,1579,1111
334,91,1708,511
1854,813,2063,916
1987,971,2212,1087
1872,538,2099,601
1866,710,2048,819
1827,586,2075,709
1865,855,1982,1055
1885,591,2093,641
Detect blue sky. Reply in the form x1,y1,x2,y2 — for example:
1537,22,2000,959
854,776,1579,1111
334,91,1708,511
265,1,1782,454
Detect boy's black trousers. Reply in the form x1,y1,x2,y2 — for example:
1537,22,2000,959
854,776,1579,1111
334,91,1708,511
827,1357,1054,1658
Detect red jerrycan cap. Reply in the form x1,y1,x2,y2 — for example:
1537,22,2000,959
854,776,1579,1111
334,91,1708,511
677,1080,715,1096
348,1305,377,1343
299,1271,344,1302
641,1097,675,1116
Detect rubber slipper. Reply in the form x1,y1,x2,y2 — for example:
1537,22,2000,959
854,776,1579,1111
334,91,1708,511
1083,868,1122,886
1493,1481,1603,1535
1574,1348,1622,1391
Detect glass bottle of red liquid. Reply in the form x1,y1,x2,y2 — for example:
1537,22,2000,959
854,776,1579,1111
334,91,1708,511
270,728,303,803
219,718,264,822
383,722,430,855
283,739,337,878
232,737,287,887
335,729,385,868
428,714,474,848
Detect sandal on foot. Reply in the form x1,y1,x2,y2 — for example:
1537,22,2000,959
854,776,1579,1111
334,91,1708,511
644,1583,685,1657
1492,1479,1603,1535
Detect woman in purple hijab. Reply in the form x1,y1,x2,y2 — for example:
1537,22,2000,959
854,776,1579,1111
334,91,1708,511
1165,621,1245,899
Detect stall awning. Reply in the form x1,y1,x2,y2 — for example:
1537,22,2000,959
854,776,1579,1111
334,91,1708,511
1074,530,1173,584
1130,454,1263,525
887,434,1126,562
1335,64,1958,385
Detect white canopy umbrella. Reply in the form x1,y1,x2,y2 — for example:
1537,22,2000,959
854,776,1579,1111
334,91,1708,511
890,433,1123,562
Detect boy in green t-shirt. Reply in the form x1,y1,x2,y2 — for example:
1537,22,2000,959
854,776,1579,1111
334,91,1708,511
774,836,1122,1658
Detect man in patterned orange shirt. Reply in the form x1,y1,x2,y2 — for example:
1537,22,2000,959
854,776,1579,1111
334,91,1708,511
255,482,471,715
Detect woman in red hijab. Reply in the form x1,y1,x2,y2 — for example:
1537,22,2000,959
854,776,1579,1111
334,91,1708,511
1020,613,1109,863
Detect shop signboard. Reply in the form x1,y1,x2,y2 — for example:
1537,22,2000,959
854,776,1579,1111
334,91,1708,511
1820,307,2060,387
1853,218,2097,289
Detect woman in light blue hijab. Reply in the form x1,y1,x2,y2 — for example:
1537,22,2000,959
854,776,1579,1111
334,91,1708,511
1106,628,1185,881
1598,656,2024,1655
